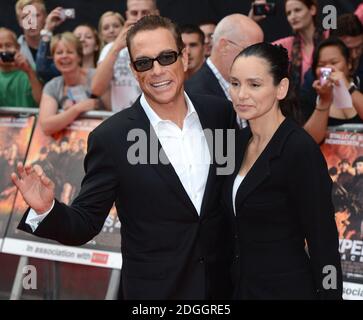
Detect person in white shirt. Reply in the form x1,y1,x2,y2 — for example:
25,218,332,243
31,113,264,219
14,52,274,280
12,15,236,300
15,0,47,69
91,0,159,112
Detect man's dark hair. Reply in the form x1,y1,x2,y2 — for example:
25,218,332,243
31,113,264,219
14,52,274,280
198,20,217,27
60,137,69,144
353,156,363,167
330,13,363,38
180,24,205,45
329,167,338,176
339,159,350,166
126,15,185,60
40,146,48,154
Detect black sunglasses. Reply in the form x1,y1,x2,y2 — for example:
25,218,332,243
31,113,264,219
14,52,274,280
132,50,182,72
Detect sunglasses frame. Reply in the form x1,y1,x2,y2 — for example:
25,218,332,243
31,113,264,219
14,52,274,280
132,50,182,72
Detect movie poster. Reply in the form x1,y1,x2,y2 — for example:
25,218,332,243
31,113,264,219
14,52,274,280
0,116,35,249
2,119,122,269
321,129,363,300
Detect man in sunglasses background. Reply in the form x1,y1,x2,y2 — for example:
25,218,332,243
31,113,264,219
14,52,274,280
13,15,236,300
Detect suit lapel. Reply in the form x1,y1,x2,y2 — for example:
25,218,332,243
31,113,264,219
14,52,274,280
192,97,216,218
234,118,296,213
128,100,198,217
204,63,229,99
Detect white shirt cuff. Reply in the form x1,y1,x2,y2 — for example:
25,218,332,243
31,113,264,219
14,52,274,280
25,200,55,232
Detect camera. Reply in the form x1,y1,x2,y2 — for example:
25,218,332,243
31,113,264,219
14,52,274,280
0,51,15,63
60,8,76,20
253,3,276,16
320,67,332,85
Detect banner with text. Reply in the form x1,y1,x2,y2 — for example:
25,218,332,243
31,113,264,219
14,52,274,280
2,119,122,268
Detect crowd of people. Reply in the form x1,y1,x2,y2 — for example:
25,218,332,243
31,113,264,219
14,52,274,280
2,0,363,300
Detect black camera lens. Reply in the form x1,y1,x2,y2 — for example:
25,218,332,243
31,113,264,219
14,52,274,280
0,51,15,63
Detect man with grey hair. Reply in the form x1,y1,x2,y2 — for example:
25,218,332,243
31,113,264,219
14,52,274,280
185,14,263,127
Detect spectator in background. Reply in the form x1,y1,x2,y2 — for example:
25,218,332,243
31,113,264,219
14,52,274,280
355,3,363,24
98,11,125,49
330,13,363,91
303,38,363,144
73,24,100,69
185,14,263,128
198,20,216,58
15,0,47,69
250,0,325,92
180,24,205,79
36,7,101,83
38,32,107,136
0,28,42,107
91,0,159,112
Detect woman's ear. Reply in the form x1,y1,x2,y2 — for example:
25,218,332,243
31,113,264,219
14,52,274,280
277,77,289,100
310,5,317,18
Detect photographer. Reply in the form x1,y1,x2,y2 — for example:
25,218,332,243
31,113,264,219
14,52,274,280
303,38,363,144
0,27,42,107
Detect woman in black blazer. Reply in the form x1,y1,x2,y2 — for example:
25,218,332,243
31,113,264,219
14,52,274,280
224,42,343,300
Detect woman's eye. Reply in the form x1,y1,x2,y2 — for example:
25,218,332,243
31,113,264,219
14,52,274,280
231,82,239,87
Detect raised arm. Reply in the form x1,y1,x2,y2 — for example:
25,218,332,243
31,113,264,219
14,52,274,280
39,93,98,135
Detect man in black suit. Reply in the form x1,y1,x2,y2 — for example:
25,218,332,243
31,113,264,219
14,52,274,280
185,14,263,101
12,16,235,300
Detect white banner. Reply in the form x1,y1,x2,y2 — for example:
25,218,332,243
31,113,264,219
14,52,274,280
343,281,363,300
1,238,122,269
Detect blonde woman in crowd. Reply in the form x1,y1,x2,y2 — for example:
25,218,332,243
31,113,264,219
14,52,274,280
98,11,125,49
39,32,108,135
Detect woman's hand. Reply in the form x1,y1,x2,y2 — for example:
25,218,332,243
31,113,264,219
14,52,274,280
44,7,66,32
313,79,333,106
248,0,267,23
75,98,98,114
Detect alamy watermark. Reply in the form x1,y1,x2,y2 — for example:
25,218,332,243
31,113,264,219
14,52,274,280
126,127,236,176
322,5,337,30
21,5,37,30
22,265,37,290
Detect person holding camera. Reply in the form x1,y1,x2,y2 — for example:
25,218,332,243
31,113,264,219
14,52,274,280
15,0,47,70
36,7,101,83
303,38,363,144
0,28,42,107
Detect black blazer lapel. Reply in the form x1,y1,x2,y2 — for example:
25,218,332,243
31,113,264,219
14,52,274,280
129,100,198,217
225,126,251,215
234,118,296,212
192,97,216,218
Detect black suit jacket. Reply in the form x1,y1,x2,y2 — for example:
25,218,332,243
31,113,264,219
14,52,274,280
185,62,228,99
18,94,235,300
223,118,343,300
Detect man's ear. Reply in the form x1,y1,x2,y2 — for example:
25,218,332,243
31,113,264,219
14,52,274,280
181,48,188,72
277,77,289,100
219,38,229,56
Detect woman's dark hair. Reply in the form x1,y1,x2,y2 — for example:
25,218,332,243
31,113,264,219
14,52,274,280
233,42,302,124
311,37,351,79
